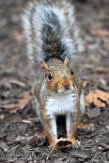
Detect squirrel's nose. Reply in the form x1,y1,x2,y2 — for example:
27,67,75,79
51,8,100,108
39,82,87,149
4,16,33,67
64,84,70,90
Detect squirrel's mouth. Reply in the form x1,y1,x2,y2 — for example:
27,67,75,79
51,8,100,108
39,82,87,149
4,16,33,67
57,87,74,95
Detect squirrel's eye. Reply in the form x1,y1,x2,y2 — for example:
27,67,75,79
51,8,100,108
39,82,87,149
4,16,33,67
48,73,53,80
71,70,74,75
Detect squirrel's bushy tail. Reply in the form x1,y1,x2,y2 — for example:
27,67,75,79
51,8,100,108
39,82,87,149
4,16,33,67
22,0,84,67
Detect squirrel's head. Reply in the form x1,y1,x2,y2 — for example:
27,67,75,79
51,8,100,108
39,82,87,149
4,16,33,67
41,58,74,95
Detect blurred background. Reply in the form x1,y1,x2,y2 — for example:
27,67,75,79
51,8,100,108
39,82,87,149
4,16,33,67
0,0,109,162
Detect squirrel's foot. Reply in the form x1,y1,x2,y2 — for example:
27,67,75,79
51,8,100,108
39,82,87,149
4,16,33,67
68,136,76,145
37,130,47,139
77,122,95,132
68,136,80,148
57,138,72,148
77,122,89,129
49,138,58,149
38,131,58,149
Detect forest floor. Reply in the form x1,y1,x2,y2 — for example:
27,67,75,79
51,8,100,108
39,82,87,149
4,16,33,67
0,0,109,162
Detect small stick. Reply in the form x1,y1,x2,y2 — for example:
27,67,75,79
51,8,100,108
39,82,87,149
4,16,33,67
46,149,54,161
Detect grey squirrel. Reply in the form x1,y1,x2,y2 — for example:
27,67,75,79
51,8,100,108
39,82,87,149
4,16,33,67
22,0,86,149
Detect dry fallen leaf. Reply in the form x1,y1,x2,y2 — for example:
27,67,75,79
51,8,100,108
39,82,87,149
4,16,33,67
0,94,32,113
9,79,26,88
95,67,109,73
91,29,109,37
85,89,109,107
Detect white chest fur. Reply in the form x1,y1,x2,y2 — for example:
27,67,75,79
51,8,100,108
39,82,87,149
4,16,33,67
46,93,76,117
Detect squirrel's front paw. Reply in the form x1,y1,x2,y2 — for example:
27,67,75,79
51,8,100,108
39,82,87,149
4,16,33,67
57,138,72,148
68,137,80,148
49,138,58,149
38,130,47,139
68,136,76,145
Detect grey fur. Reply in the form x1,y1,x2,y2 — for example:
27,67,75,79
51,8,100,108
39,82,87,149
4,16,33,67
22,0,84,67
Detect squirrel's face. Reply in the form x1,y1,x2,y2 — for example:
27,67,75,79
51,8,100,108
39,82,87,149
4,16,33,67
41,58,74,95
44,69,74,95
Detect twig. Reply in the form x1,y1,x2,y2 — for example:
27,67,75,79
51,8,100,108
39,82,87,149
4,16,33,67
45,149,54,162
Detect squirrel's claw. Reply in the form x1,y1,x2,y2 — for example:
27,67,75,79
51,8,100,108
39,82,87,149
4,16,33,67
37,130,47,139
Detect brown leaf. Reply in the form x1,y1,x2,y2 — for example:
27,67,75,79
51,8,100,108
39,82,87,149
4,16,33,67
85,89,109,107
91,29,109,37
95,67,109,73
17,95,32,110
0,94,32,113
9,79,26,88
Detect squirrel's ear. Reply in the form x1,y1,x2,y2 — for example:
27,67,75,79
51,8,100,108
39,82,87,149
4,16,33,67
64,57,69,65
40,61,48,70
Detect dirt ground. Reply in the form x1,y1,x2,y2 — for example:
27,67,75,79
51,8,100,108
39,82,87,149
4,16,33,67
0,0,109,163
